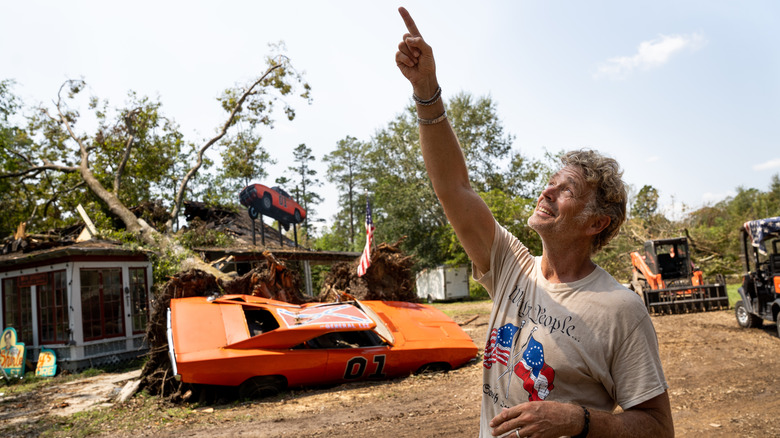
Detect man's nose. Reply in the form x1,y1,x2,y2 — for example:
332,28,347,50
541,185,557,200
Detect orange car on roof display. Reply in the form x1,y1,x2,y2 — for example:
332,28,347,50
239,183,306,228
166,295,478,399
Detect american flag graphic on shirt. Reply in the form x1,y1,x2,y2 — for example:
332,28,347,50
483,323,519,368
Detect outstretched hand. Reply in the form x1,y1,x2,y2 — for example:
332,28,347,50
395,7,437,96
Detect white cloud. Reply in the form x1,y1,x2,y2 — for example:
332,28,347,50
595,33,706,80
753,158,780,171
646,155,660,163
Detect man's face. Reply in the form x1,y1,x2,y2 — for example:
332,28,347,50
527,166,595,241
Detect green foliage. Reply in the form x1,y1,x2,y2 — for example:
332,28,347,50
0,44,310,237
315,93,550,269
286,143,322,235
469,277,490,300
323,136,368,251
179,227,235,249
219,129,275,193
147,243,191,293
631,185,659,220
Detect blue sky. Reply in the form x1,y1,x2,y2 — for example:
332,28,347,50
2,1,778,231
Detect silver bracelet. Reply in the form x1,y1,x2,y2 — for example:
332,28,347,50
413,86,442,106
418,110,447,125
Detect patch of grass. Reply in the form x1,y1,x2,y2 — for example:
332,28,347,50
433,299,492,318
727,282,741,308
41,391,195,438
0,368,101,395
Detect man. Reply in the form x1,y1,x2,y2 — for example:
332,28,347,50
395,7,674,438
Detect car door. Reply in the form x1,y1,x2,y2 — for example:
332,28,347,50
310,331,394,383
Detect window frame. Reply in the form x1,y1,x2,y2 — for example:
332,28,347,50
80,267,126,342
128,267,150,334
37,270,69,345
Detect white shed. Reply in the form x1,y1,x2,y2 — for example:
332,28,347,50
415,265,469,303
0,241,153,372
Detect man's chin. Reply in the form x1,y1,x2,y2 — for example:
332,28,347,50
527,216,546,232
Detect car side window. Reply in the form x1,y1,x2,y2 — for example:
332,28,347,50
245,309,280,336
302,330,386,349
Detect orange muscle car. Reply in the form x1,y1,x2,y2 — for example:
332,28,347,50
239,183,306,228
167,295,478,398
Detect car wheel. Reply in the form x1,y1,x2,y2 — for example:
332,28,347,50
777,317,780,338
294,209,302,223
735,300,762,329
416,362,451,374
262,193,273,210
427,295,434,304
248,206,259,219
238,375,286,400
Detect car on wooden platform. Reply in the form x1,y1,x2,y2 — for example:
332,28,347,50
166,294,478,398
239,183,306,229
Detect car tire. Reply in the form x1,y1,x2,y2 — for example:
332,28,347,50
294,209,302,223
427,295,434,304
262,193,273,210
238,375,286,400
248,206,259,219
416,362,451,374
776,317,780,338
735,300,762,329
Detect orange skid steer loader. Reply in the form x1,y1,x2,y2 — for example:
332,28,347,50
629,237,728,314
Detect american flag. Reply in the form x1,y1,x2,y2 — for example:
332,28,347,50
357,198,375,277
744,216,780,255
515,334,556,401
483,323,519,369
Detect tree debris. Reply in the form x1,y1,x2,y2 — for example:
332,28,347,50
318,239,416,302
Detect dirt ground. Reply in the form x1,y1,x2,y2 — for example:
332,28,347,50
2,301,779,437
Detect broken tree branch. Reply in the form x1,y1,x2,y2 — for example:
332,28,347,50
165,60,285,232
113,108,141,194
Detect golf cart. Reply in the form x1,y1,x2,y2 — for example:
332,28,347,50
735,216,780,336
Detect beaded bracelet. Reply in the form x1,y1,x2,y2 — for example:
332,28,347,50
418,110,447,125
413,86,442,106
572,405,590,438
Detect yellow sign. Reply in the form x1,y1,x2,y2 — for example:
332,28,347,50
35,349,57,377
1,327,26,377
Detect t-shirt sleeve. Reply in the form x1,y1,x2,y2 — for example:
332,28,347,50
611,313,669,409
472,221,533,300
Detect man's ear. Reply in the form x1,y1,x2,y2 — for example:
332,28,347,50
587,215,611,236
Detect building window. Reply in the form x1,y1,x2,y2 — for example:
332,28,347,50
1,278,33,346
80,268,124,340
38,271,69,344
129,267,149,333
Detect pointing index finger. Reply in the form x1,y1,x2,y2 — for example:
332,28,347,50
398,7,422,37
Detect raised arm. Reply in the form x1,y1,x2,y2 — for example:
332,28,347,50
395,7,496,274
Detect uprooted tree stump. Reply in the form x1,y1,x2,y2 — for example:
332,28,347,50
319,239,417,302
139,269,220,401
221,251,310,304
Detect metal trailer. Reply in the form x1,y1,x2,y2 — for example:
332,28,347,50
415,265,469,303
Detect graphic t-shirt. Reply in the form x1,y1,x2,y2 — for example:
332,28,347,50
475,222,668,437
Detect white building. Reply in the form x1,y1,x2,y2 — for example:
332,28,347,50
0,241,152,371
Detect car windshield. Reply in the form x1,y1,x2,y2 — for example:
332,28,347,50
271,186,291,198
353,300,395,345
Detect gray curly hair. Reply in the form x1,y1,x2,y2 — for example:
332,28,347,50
561,149,627,254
